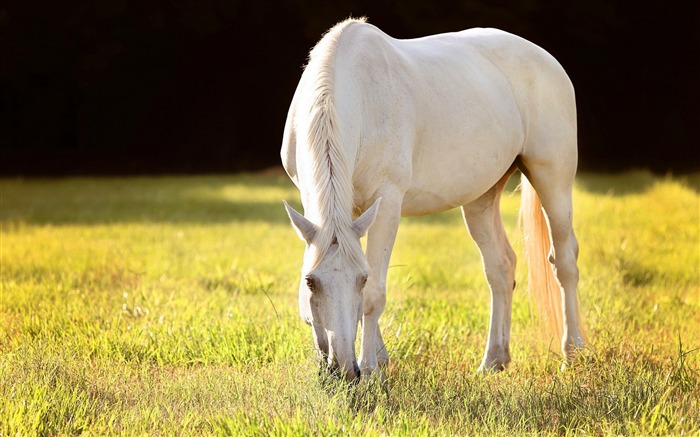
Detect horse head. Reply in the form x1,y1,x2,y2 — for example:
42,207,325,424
284,198,381,382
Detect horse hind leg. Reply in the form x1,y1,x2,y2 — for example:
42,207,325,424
462,170,517,372
519,157,585,360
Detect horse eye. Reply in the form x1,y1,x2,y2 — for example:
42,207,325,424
305,276,316,292
359,275,369,288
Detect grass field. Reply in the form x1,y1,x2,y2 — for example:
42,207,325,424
1,171,699,435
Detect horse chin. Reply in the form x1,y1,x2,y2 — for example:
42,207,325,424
318,356,361,383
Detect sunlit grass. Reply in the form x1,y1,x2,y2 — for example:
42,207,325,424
1,172,698,435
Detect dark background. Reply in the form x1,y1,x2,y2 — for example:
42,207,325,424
1,0,697,176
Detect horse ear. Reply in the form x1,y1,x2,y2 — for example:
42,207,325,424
352,197,382,238
283,201,317,243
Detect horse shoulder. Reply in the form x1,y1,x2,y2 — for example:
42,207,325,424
332,25,415,192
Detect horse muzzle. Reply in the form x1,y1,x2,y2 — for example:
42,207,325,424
320,356,361,382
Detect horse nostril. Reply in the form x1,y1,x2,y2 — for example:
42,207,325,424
320,359,360,382
353,362,361,379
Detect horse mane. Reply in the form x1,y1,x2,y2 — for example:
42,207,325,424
303,17,368,271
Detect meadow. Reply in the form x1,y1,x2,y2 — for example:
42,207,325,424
1,171,698,435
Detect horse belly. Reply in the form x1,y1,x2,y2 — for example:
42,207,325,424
401,158,517,216
401,104,523,216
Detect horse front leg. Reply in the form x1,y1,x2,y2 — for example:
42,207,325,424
358,192,402,379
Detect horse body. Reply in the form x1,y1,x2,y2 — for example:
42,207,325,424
348,27,525,215
282,18,584,381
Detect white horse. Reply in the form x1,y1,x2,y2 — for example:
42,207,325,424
281,18,585,381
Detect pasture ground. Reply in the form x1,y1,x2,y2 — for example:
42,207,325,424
1,171,699,435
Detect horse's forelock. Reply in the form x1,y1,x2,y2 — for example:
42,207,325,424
308,226,367,272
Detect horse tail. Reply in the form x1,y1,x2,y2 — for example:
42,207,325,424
519,175,564,343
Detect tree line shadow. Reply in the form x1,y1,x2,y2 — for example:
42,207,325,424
0,174,301,227
1,171,697,227
575,170,700,195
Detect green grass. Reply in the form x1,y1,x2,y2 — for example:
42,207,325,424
1,171,698,435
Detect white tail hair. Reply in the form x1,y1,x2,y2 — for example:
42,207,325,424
520,175,585,344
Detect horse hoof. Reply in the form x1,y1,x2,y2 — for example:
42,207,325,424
477,359,509,373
